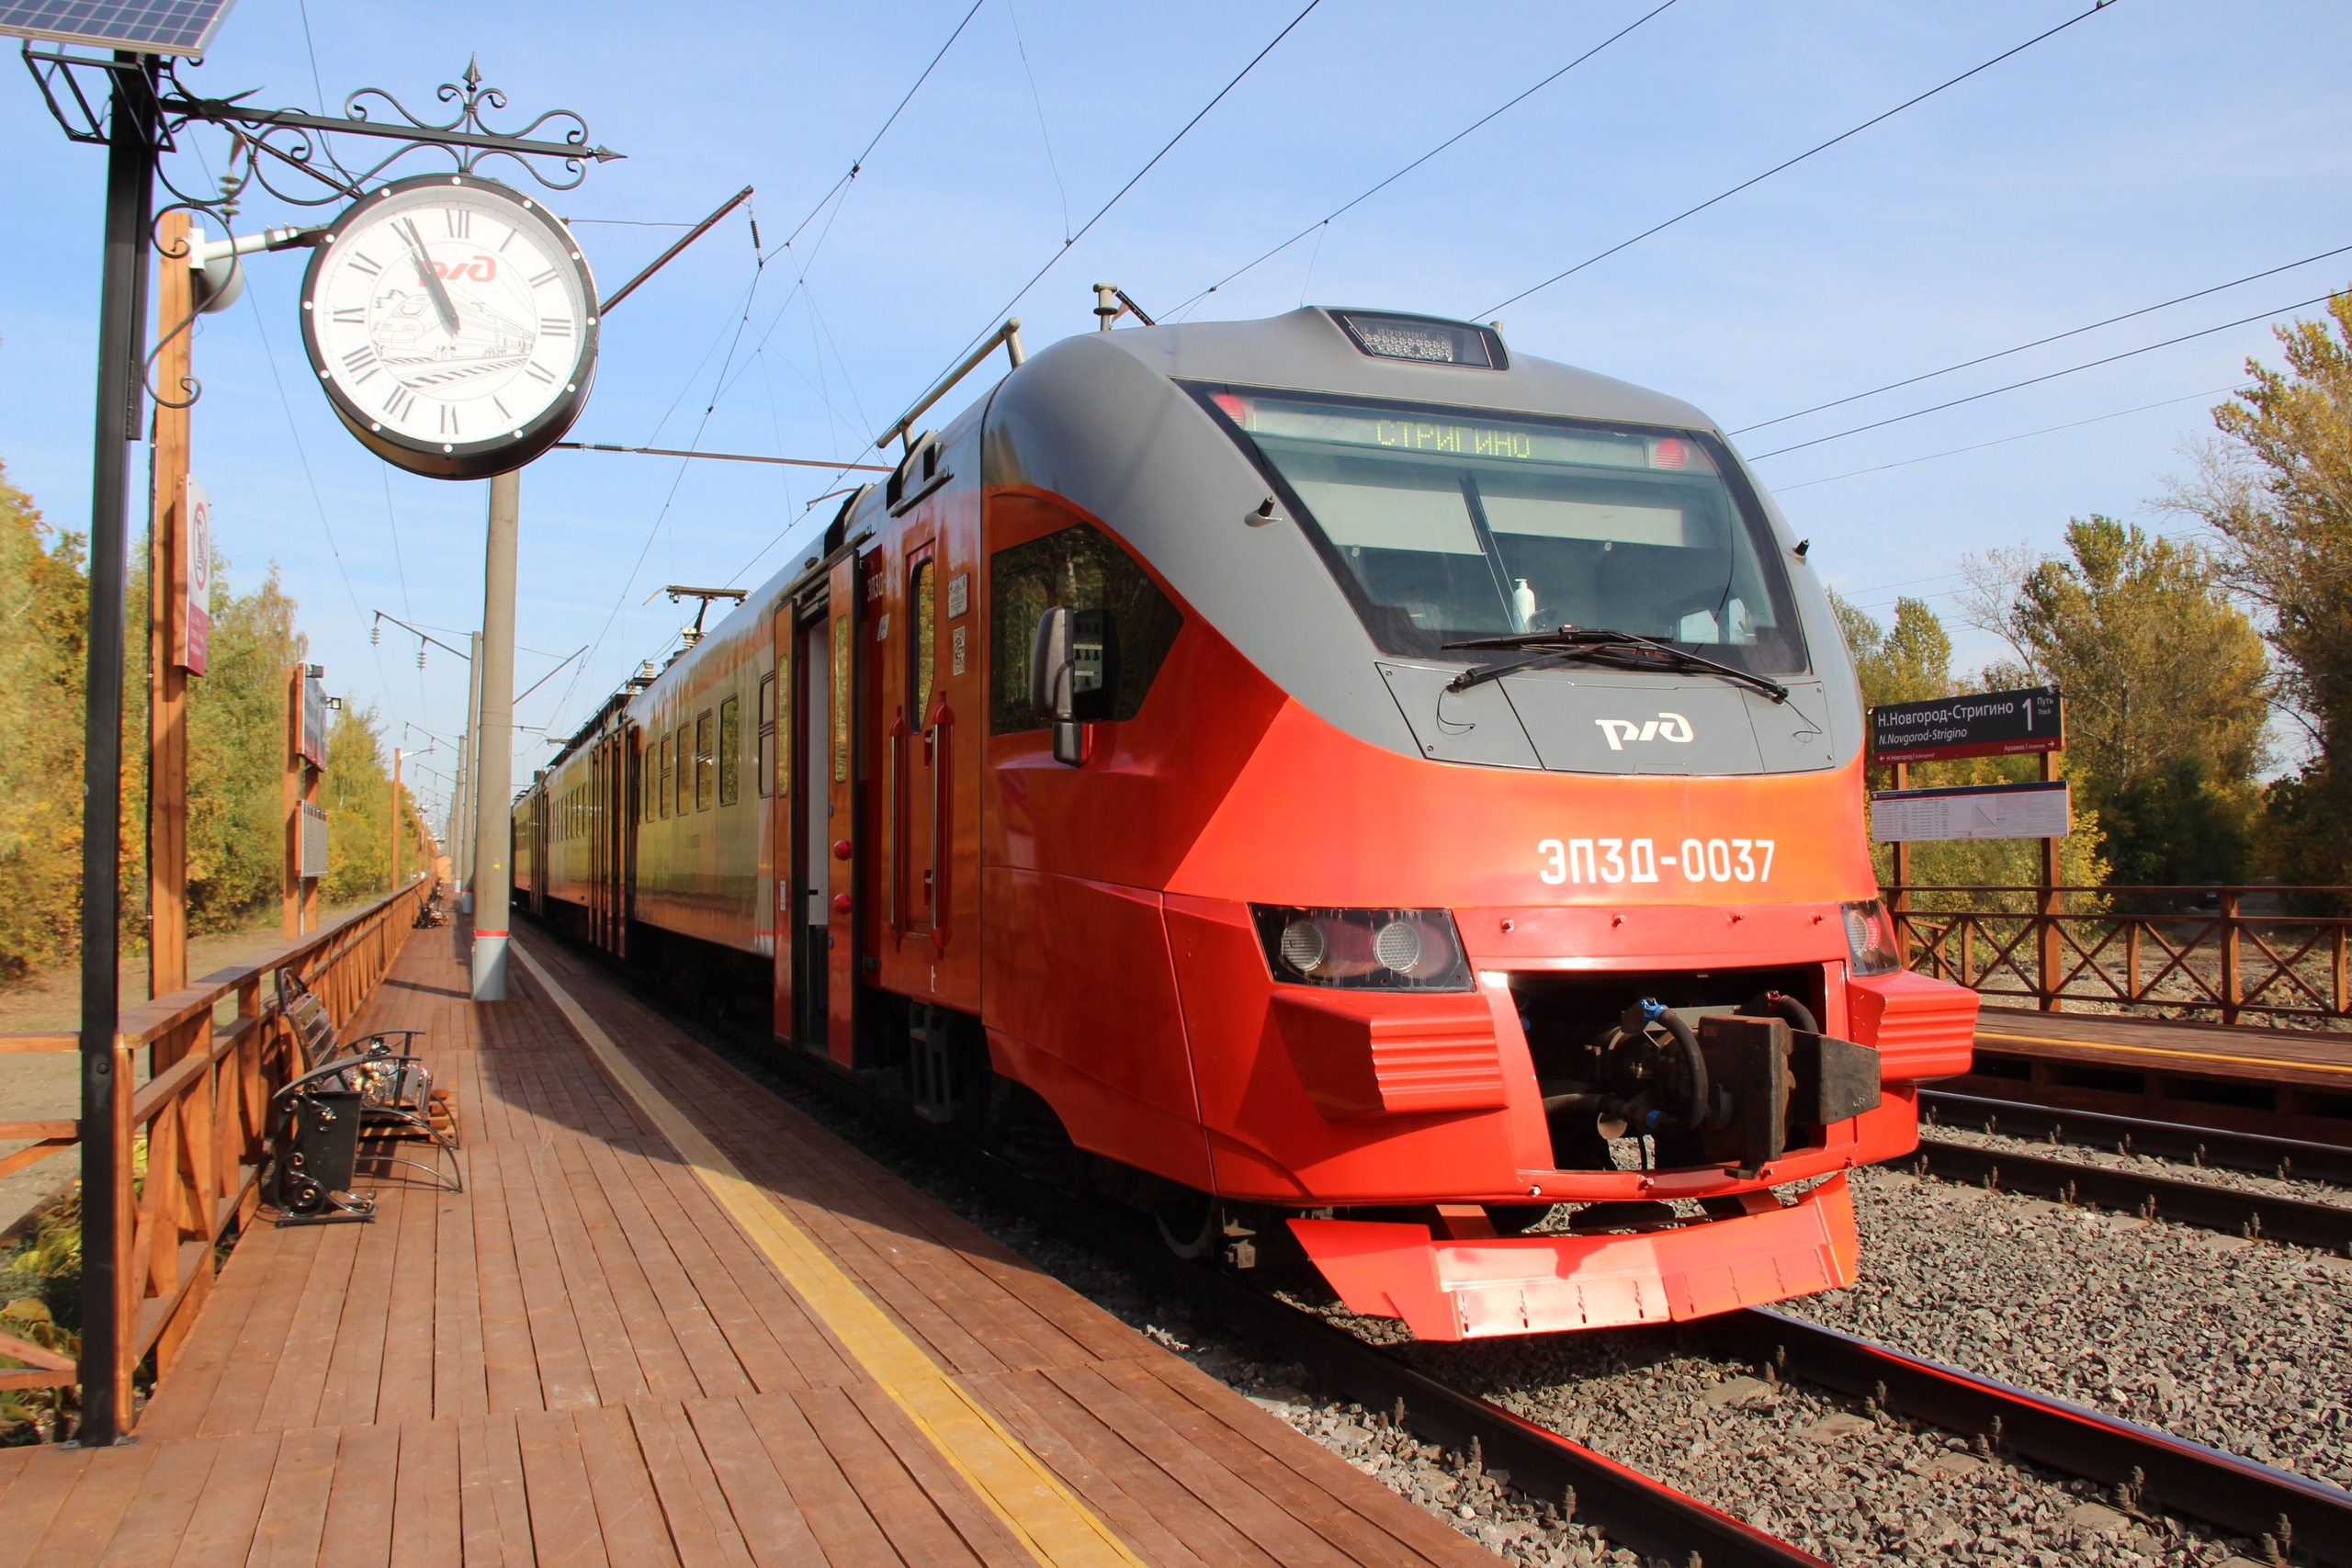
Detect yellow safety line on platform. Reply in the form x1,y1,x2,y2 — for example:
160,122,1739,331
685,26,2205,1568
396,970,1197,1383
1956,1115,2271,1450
1977,1029,2352,1077
511,942,1143,1568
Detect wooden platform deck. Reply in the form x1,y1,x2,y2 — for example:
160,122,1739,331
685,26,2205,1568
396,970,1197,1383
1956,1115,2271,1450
0,926,1487,1568
1961,1005,2352,1137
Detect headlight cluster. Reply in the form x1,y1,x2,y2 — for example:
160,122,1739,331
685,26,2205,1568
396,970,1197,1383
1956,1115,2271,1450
1841,898,1904,977
1251,906,1473,991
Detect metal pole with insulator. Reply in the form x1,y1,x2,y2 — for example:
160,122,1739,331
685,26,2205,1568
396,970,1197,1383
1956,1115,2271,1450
79,51,158,1449
470,472,519,998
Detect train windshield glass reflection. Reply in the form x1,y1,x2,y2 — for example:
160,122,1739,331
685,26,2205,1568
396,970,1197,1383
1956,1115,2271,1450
1202,389,1807,671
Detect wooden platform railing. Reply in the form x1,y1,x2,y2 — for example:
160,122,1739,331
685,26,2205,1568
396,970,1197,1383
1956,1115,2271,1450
1888,884,2352,1026
0,877,434,1426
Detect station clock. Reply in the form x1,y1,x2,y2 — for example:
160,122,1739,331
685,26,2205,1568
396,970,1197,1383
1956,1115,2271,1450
299,173,598,480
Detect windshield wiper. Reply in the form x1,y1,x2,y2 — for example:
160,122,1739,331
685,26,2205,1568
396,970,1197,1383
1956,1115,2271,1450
1441,626,1790,703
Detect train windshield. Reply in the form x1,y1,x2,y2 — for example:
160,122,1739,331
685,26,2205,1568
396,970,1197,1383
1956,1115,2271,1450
1195,387,1808,672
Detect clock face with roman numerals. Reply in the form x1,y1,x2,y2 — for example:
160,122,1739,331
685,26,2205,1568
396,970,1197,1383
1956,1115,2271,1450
299,173,598,480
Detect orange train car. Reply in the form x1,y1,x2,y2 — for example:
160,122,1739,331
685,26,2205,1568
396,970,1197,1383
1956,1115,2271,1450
516,307,1978,1341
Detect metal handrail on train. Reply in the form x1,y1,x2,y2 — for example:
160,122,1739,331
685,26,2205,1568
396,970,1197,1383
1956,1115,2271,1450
875,318,1026,452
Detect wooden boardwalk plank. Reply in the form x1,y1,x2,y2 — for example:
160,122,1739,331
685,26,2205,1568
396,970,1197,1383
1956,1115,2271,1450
164,1430,277,1568
514,1410,610,1568
457,1414,534,1567
28,1443,156,1566
573,1404,680,1568
245,1426,342,1567
390,1416,461,1568
315,1424,401,1568
736,1392,907,1568
628,1403,755,1568
677,1397,829,1568
94,1435,219,1566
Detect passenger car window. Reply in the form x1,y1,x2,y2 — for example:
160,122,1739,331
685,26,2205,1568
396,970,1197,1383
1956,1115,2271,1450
911,558,937,721
718,695,741,806
695,710,715,811
989,523,1182,735
659,734,673,818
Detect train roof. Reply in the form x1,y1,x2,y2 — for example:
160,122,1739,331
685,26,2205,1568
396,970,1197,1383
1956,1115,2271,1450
1082,307,1719,432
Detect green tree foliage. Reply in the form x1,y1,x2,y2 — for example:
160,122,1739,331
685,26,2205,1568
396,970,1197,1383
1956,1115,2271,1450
0,465,96,981
1962,516,2268,888
0,459,380,986
321,703,428,903
184,568,306,930
2168,292,2352,889
1829,588,2107,908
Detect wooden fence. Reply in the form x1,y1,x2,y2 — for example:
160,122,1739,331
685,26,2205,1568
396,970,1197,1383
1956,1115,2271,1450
0,878,433,1429
1888,885,2352,1026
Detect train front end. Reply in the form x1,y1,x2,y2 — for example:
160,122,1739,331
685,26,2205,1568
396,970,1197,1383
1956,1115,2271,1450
986,308,1979,1341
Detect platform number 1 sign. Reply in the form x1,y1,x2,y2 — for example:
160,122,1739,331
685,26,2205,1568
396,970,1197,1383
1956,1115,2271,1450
180,478,212,675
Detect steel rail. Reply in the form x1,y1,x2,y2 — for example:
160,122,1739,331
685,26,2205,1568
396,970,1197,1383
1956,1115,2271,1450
1922,1087,2352,1185
1905,1134,2352,1254
1699,1309,2352,1565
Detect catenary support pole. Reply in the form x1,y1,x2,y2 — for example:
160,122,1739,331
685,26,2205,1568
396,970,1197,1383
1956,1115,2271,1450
471,469,519,998
80,51,158,1450
391,747,403,891
458,630,481,908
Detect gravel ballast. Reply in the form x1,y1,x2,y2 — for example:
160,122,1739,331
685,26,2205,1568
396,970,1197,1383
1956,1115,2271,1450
1922,1116,2352,1212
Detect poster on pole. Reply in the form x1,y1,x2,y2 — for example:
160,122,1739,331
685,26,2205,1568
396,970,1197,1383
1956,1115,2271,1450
299,801,330,878
1871,780,2071,843
300,669,330,770
178,477,211,674
1870,685,2062,765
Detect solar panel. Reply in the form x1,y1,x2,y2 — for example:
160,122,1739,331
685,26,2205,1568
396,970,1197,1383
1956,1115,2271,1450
0,0,237,56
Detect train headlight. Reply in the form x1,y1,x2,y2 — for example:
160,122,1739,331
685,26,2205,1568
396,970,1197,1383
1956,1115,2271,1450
1841,898,1903,977
1279,918,1327,974
1250,906,1473,991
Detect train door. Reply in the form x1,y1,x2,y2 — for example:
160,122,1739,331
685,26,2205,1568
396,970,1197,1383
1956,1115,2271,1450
621,724,639,956
771,601,797,1039
823,553,861,1063
589,739,607,946
894,540,940,946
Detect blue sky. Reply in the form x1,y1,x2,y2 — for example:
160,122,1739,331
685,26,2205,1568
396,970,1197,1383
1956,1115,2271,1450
5,0,2347,821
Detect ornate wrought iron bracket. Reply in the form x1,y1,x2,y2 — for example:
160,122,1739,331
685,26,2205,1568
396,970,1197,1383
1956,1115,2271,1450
21,47,622,417
23,47,621,211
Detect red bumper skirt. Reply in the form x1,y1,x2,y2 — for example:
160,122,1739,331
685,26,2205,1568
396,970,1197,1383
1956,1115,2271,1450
1289,1174,1860,1342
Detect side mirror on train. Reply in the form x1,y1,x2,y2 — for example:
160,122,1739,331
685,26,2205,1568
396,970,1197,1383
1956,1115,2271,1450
1028,605,1120,766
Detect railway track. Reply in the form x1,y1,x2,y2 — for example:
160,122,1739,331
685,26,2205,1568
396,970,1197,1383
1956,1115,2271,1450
1923,1088,2352,1185
560,929,2352,1565
754,1037,2352,1566
1916,1089,2352,1255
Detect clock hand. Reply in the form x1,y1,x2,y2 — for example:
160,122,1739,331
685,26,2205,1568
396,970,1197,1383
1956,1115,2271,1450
397,218,461,338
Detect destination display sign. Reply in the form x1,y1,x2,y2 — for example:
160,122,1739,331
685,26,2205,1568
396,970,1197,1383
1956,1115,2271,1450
1870,684,2062,764
1871,780,2071,843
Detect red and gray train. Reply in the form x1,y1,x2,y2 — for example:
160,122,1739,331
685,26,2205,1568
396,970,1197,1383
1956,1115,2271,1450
514,306,1977,1341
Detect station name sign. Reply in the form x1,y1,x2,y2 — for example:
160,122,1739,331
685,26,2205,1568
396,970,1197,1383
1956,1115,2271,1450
1870,684,2062,765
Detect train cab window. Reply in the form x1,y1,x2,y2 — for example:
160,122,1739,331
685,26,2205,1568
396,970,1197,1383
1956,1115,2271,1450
756,673,777,797
718,696,741,806
659,734,673,819
989,522,1182,735
695,710,715,811
910,558,937,721
1193,385,1808,672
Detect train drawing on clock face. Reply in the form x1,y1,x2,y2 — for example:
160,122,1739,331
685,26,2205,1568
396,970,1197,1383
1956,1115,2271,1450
368,288,533,371
513,306,1979,1342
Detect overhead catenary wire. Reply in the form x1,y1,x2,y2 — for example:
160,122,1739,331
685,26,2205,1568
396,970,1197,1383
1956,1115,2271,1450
1745,292,2335,460
1479,0,2123,317
922,0,1325,382
1770,383,2244,491
763,0,989,262
1733,241,2352,436
1167,0,1680,319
